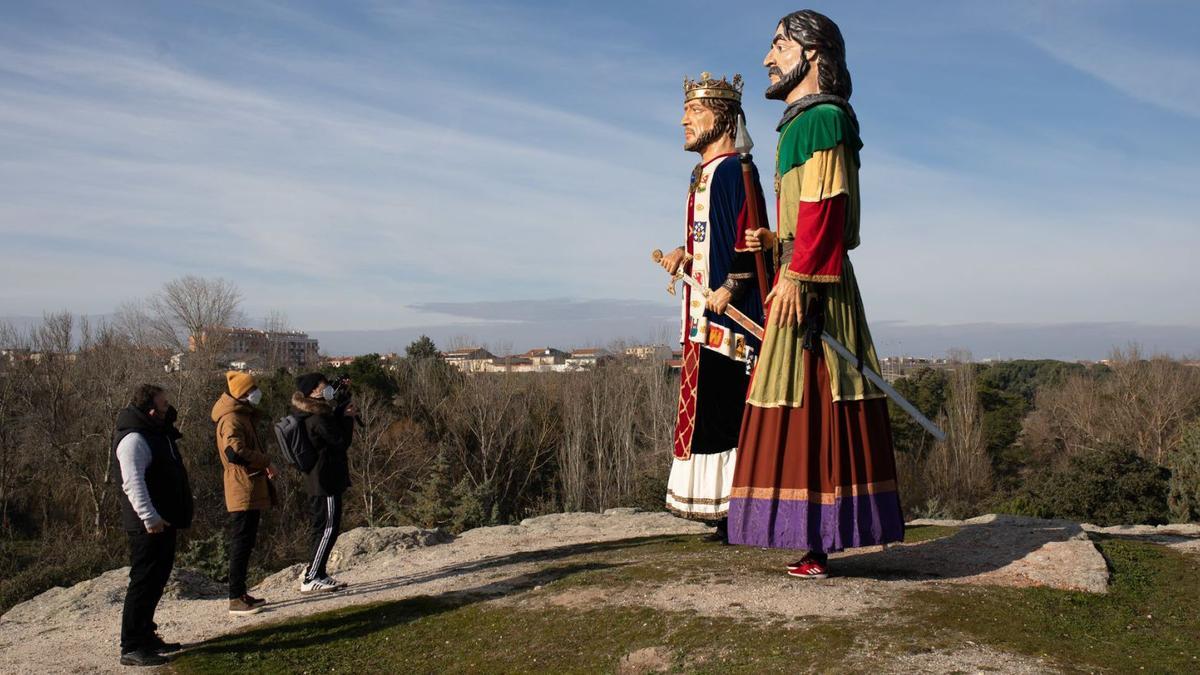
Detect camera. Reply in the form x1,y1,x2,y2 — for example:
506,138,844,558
327,374,353,409
326,374,363,427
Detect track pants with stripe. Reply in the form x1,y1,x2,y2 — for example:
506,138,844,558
305,494,343,581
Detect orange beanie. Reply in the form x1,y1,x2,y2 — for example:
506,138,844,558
226,371,257,399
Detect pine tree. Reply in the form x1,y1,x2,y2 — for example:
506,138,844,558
409,447,455,529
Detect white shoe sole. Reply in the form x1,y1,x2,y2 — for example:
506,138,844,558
787,571,829,579
229,607,263,615
299,584,343,593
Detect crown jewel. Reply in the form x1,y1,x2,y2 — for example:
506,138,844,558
683,72,743,103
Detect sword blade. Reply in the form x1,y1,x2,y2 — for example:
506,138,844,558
817,331,947,441
651,248,944,440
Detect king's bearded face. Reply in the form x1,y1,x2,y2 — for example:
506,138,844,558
764,24,810,100
681,100,723,152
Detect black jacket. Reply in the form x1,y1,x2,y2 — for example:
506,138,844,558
113,405,194,532
290,392,354,496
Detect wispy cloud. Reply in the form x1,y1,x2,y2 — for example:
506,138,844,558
1009,3,1200,119
1,0,1198,348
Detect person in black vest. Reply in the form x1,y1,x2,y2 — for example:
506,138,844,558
113,384,194,667
291,373,356,592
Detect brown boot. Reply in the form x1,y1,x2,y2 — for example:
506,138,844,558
229,595,263,616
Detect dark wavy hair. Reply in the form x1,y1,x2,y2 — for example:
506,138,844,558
130,384,165,414
701,97,742,141
778,10,852,100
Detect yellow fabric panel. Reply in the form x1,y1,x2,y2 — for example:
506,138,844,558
745,257,885,406
798,145,851,202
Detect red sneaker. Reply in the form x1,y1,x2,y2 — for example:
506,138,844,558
786,553,827,571
787,559,829,579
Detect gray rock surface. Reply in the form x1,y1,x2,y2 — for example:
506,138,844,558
2,567,222,625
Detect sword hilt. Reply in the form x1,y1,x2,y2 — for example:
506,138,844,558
652,249,680,295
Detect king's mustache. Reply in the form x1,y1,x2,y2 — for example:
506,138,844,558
769,66,783,77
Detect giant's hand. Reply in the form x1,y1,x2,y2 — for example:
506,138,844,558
765,279,804,328
705,287,732,315
659,246,687,275
744,228,776,252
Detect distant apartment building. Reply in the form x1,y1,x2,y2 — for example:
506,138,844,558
665,350,683,372
521,347,569,368
625,344,673,361
565,348,611,370
443,347,496,372
485,356,537,373
191,327,320,369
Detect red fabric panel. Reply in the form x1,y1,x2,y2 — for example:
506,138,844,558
788,194,846,280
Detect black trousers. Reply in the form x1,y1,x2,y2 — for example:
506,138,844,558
227,510,261,598
121,527,177,653
305,494,343,581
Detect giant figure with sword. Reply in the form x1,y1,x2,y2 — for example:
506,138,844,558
729,10,906,578
657,72,769,538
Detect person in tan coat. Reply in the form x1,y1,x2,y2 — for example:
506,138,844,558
211,371,276,615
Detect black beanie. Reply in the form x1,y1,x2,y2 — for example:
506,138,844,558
295,373,326,395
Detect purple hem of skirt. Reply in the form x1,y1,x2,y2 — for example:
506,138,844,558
727,491,905,552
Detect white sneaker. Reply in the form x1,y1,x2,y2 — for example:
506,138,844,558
300,576,342,593
322,575,346,589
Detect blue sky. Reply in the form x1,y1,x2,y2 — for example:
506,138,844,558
1,1,1198,353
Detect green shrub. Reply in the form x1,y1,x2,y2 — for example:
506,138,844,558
0,532,123,614
1008,445,1170,525
177,531,228,582
1168,423,1200,523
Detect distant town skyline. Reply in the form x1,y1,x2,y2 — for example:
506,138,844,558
4,302,1199,362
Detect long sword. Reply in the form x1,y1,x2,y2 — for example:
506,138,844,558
651,249,946,441
653,249,763,340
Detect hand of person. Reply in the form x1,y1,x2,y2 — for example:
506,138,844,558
344,403,359,418
265,464,277,480
744,228,775,252
765,279,804,327
705,287,732,315
146,519,170,534
659,246,687,275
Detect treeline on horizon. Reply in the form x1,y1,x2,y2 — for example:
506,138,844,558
1,276,1199,614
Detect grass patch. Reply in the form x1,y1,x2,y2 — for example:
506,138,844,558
170,532,1200,673
897,537,1200,672
902,524,959,544
171,596,857,674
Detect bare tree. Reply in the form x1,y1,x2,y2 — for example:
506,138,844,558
141,276,243,352
0,321,28,534
350,391,423,526
262,310,291,333
924,352,992,516
1025,345,1200,466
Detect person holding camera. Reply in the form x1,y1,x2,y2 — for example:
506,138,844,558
212,371,276,615
113,384,193,667
291,373,356,592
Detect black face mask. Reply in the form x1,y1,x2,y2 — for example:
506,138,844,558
765,58,810,101
162,405,178,426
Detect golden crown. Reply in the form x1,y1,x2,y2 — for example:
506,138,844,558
683,72,743,103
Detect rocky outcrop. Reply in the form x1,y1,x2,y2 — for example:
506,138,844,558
2,567,222,625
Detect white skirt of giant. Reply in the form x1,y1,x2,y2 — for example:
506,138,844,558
664,448,737,521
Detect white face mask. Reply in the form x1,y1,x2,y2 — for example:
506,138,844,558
246,389,263,407
321,385,336,401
